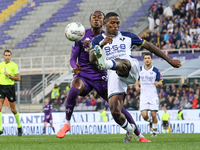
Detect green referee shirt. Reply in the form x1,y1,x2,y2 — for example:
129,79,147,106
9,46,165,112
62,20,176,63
162,113,170,121
0,61,19,85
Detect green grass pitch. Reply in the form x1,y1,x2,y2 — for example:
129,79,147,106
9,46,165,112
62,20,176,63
0,134,200,150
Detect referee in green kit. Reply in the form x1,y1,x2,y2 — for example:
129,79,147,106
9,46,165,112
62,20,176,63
0,50,22,136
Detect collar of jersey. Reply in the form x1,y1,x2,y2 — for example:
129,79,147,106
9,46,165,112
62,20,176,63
3,61,11,64
143,65,152,70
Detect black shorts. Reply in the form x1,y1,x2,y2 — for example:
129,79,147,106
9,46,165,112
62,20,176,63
0,85,16,102
163,121,169,127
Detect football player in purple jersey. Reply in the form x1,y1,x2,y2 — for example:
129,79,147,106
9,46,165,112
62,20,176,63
43,97,55,134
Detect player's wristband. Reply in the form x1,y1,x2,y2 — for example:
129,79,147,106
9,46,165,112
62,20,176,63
89,49,95,53
8,75,11,78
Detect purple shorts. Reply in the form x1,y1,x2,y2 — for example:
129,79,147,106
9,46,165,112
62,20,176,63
74,73,107,97
44,115,53,124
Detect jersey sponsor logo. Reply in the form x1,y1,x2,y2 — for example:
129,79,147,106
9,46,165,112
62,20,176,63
141,75,153,82
104,44,126,55
106,53,126,60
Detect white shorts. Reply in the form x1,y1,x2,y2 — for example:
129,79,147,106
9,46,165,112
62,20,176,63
107,57,140,98
140,97,159,111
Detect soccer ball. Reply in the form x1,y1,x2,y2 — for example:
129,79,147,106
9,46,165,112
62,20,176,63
65,22,85,41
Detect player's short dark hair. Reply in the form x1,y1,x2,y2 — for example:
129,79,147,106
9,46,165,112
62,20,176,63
104,12,119,21
142,52,152,58
4,49,12,55
89,10,105,21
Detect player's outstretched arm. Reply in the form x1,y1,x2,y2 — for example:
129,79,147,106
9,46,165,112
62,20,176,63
142,41,182,68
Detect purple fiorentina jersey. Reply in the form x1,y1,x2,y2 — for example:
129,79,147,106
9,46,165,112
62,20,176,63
43,103,53,116
70,29,107,80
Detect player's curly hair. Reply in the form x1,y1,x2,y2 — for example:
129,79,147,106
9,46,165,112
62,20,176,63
89,10,105,21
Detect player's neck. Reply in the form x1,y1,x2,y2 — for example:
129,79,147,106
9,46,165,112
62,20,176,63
5,60,10,64
144,64,152,70
104,32,117,37
91,27,102,36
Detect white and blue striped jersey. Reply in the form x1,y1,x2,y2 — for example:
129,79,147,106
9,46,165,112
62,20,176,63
91,31,145,60
139,66,163,99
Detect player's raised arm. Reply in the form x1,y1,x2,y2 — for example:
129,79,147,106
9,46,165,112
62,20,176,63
142,41,182,68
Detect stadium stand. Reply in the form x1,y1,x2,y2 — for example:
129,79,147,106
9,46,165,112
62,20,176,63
135,0,200,52
120,0,168,31
0,0,28,22
0,0,152,57
0,0,69,56
15,0,82,51
0,0,15,14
